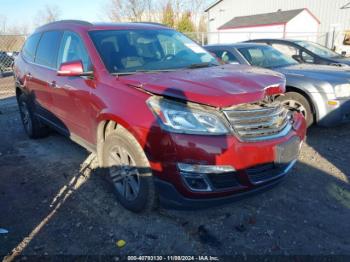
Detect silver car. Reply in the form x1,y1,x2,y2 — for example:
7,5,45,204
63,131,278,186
205,43,350,127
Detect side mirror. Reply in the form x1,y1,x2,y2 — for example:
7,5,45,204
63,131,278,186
57,60,93,77
292,55,302,62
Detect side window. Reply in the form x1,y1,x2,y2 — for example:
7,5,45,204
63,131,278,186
57,31,91,72
35,31,62,68
241,48,264,66
22,33,41,62
301,51,315,63
212,50,239,64
271,44,298,57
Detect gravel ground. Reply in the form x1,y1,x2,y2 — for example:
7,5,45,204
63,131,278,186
0,97,349,259
0,75,15,100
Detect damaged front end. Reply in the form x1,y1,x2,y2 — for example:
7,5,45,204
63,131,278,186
147,93,297,142
222,97,294,142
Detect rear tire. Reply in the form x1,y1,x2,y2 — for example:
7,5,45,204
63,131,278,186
277,91,314,127
18,93,49,138
101,126,158,212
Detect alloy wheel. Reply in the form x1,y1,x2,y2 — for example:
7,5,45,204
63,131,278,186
281,99,308,119
108,145,141,201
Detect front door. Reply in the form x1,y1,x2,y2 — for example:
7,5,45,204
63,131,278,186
52,31,95,144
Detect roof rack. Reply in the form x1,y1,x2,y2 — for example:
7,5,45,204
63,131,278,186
37,20,93,29
131,22,166,26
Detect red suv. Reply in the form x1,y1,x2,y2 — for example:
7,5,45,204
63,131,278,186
14,21,306,212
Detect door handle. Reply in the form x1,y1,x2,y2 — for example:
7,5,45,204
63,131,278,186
48,81,59,88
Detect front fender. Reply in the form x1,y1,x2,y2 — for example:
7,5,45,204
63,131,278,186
285,76,335,122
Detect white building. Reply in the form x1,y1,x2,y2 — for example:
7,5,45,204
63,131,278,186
205,0,350,46
215,8,319,43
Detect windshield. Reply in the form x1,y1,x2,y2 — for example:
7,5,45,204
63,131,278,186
295,41,341,58
89,29,219,74
238,45,298,68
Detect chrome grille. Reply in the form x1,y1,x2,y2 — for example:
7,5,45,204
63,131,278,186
223,101,292,141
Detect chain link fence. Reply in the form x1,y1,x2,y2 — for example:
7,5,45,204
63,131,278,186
0,34,26,101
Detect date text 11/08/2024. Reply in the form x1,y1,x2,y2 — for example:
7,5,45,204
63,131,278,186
126,256,220,261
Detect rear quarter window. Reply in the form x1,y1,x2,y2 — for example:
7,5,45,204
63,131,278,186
22,33,41,62
35,31,63,68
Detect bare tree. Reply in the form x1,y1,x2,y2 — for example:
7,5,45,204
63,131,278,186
7,24,30,35
104,0,146,22
0,15,7,34
188,0,207,30
103,0,122,22
0,15,29,35
162,1,175,28
101,0,208,27
145,0,153,21
34,4,62,27
172,0,184,23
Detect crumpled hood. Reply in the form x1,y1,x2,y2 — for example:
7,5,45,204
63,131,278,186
278,63,350,83
119,64,285,108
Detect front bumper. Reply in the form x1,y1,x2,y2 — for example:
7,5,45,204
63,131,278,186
155,161,296,209
148,113,306,207
318,99,350,126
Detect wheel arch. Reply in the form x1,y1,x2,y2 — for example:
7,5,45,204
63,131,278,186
284,85,318,122
96,113,146,167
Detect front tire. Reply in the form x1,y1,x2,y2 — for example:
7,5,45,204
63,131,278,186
18,94,49,138
277,92,314,127
101,126,158,212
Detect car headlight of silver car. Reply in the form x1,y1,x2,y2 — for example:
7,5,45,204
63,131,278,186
147,96,229,135
334,84,350,98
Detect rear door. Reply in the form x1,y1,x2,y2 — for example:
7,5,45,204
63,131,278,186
52,31,95,144
31,31,63,120
16,33,41,94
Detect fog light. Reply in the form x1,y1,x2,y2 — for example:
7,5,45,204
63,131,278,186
177,163,236,192
181,172,212,192
177,163,235,174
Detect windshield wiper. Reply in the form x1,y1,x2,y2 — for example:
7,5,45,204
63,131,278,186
112,69,177,76
111,72,136,76
136,69,177,73
186,62,217,69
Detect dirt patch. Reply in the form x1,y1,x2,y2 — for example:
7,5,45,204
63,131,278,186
0,105,349,257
